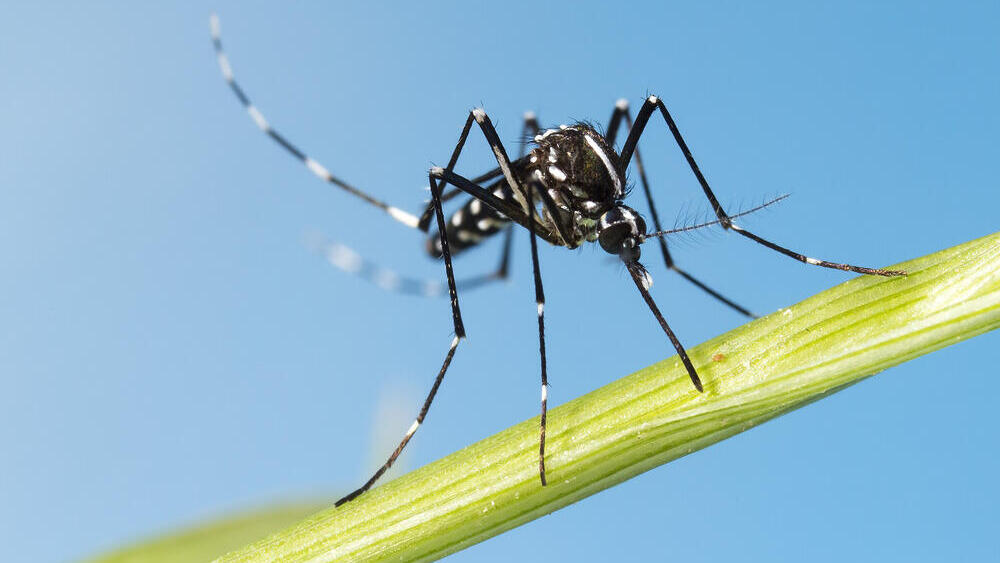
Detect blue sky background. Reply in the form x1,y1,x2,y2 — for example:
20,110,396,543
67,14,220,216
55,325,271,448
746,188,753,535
1,2,998,561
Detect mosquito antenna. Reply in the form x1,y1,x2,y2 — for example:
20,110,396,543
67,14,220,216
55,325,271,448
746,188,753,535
641,194,789,242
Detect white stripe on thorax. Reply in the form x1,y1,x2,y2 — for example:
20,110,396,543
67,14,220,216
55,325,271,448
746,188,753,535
584,133,622,198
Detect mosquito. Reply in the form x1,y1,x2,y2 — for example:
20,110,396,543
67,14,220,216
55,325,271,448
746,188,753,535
209,15,904,506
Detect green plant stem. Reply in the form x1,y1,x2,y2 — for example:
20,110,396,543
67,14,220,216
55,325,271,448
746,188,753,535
88,503,328,563
219,232,1000,563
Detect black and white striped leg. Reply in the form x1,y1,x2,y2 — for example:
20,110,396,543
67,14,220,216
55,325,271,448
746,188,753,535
606,100,757,318
209,14,420,230
430,167,562,246
426,108,566,245
410,115,487,232
416,111,541,231
465,112,541,282
415,169,506,232
313,234,508,297
425,110,573,485
422,110,546,283
526,185,549,486
318,109,541,298
334,174,466,507
620,95,906,277
468,109,535,216
626,261,703,392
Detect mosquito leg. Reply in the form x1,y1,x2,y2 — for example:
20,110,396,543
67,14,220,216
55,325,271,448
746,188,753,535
427,109,572,485
472,111,542,281
464,109,535,216
620,95,905,277
607,99,757,317
417,110,542,230
317,109,541,297
335,173,466,506
427,106,568,246
336,108,549,504
424,110,548,281
625,261,703,392
416,169,508,231
317,120,532,298
209,15,421,229
313,234,507,297
520,111,542,153
525,186,549,485
430,168,561,245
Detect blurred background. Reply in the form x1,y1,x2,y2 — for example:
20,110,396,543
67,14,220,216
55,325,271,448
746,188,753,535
1,1,997,561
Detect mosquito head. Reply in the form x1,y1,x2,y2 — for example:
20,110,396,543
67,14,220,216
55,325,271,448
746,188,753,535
597,204,646,262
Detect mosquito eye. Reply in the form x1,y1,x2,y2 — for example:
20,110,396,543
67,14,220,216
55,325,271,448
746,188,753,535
598,225,624,253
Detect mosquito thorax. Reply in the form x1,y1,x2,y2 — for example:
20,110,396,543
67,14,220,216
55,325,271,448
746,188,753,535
531,125,624,199
597,204,646,262
527,124,628,246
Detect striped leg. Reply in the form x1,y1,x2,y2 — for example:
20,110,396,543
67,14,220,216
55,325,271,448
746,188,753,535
606,99,758,318
336,108,540,505
318,111,542,297
335,173,465,506
422,109,577,486
526,185,549,485
454,111,541,282
209,14,420,229
415,168,506,232
417,111,541,230
428,187,567,487
312,233,510,297
425,107,567,244
478,112,541,282
619,95,906,278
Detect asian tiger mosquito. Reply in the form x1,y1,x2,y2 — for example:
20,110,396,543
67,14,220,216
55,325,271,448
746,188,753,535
209,15,905,506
